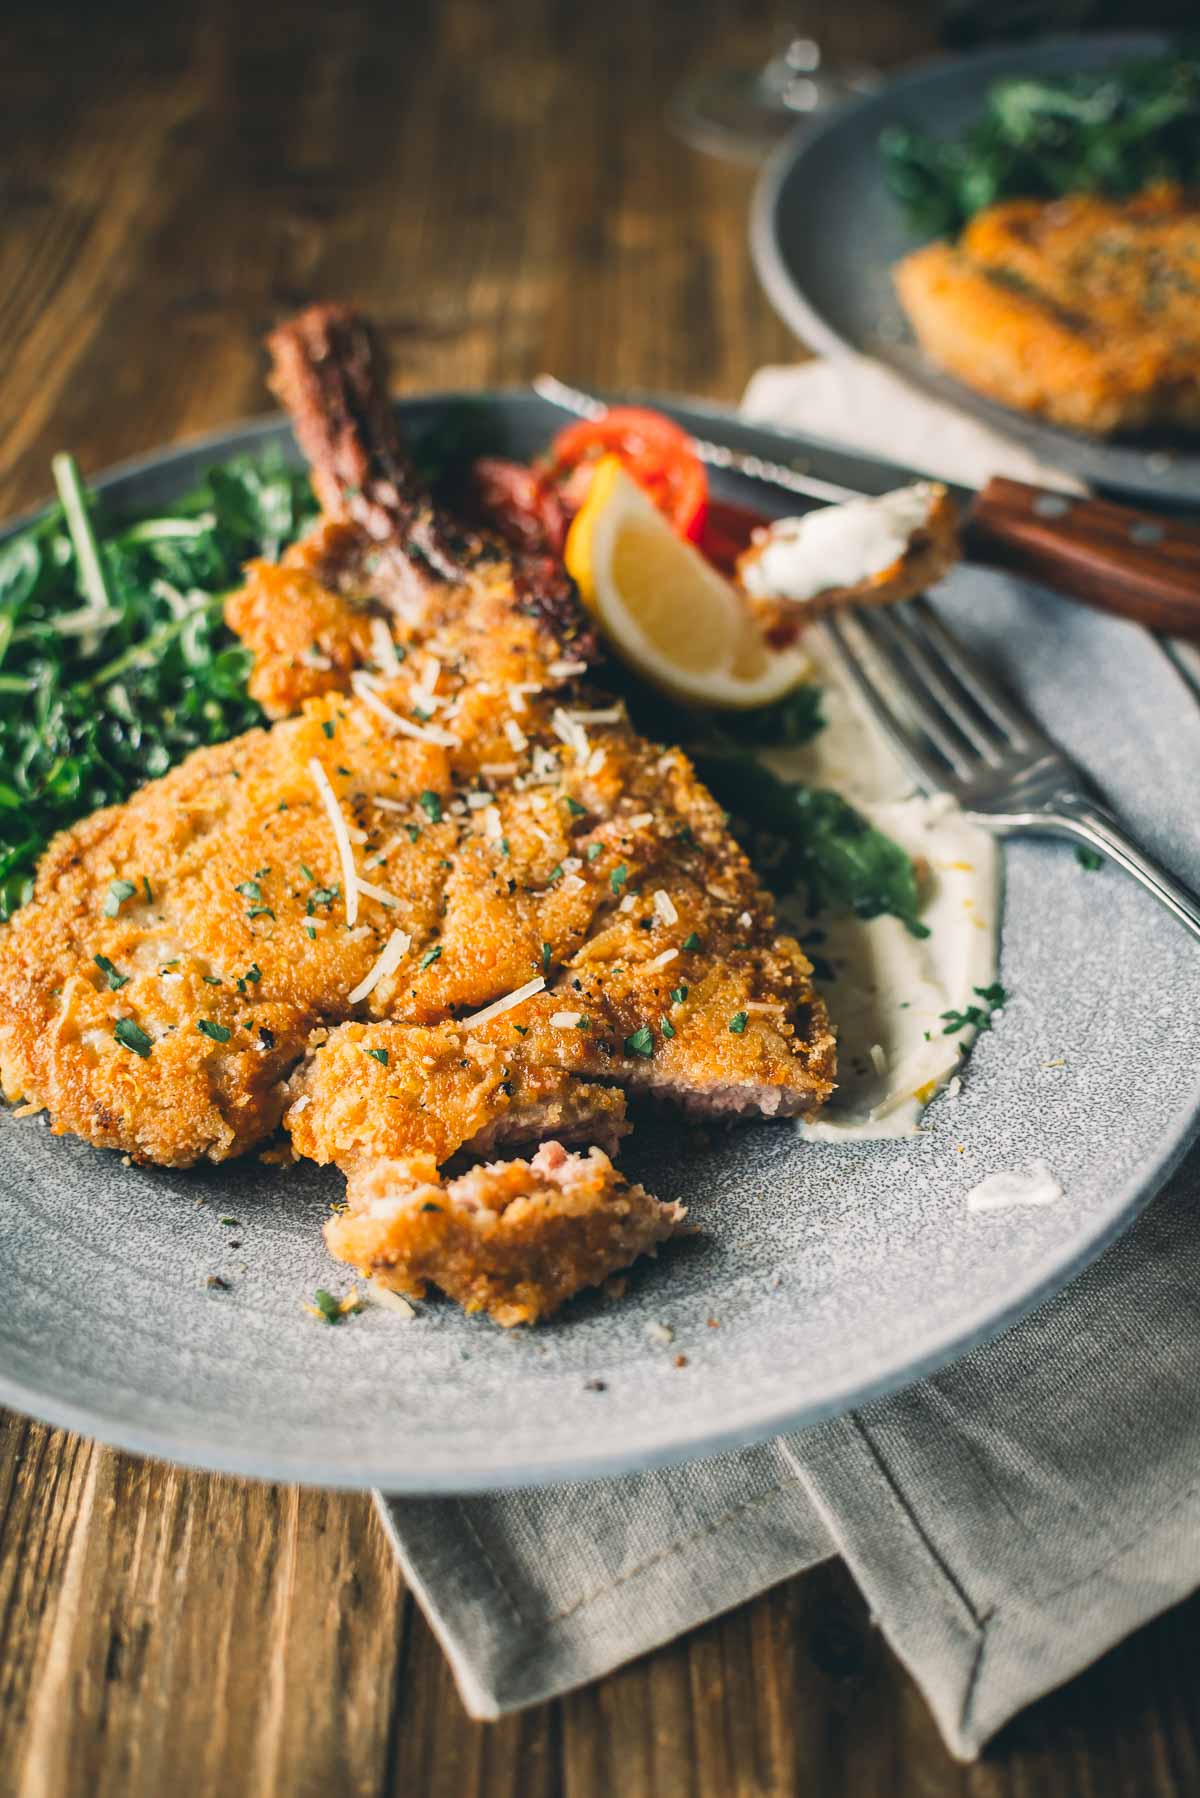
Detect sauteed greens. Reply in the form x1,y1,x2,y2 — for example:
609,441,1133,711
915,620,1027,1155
0,452,316,919
883,57,1200,237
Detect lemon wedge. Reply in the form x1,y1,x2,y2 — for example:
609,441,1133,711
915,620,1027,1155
565,457,809,708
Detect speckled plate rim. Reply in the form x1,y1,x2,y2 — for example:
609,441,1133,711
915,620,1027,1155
748,32,1194,503
1,394,1199,1492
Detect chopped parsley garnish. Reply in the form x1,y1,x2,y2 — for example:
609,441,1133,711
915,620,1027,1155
1075,845,1104,872
308,886,338,908
142,876,154,904
729,1011,748,1034
547,864,563,883
311,1287,357,1325
419,944,442,970
564,796,586,817
586,843,603,862
940,982,1008,1036
93,953,128,990
541,941,552,972
609,864,628,895
244,963,261,983
669,984,689,1005
104,879,137,917
624,1024,655,1058
220,1217,239,1227
321,720,335,739
246,905,275,920
418,790,442,823
406,824,422,843
234,880,262,901
197,1018,232,1043
577,1016,590,1030
365,1046,389,1066
202,973,222,986
682,932,702,952
114,1017,152,1057
300,864,316,882
660,1016,676,1039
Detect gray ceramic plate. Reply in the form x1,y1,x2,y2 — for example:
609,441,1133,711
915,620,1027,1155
751,33,1200,504
2,394,1200,1493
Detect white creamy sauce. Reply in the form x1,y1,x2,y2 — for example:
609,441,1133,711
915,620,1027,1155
966,1159,1063,1214
775,633,998,1143
740,483,938,605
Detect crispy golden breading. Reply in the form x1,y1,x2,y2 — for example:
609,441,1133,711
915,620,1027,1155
894,184,1200,436
0,303,835,1319
327,1141,683,1326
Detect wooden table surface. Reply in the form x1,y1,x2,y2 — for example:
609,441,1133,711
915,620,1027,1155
3,1,1199,1792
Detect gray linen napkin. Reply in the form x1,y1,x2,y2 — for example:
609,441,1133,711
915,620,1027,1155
380,1147,1200,1755
377,363,1200,1757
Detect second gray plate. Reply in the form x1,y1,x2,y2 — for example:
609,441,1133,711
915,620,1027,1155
751,33,1199,504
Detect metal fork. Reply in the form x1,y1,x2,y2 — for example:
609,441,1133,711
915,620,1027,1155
821,600,1200,944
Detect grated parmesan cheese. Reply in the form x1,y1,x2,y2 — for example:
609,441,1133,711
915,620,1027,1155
355,877,400,909
653,889,678,925
550,1010,582,1028
585,747,607,777
569,706,622,725
351,672,459,747
369,615,401,675
309,758,359,926
347,928,412,1004
367,1279,418,1318
647,947,678,971
548,659,588,678
504,718,528,753
552,707,590,765
459,975,545,1030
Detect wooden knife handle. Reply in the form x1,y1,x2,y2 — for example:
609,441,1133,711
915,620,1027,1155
965,477,1200,639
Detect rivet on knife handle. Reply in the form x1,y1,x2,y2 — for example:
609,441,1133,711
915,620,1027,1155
965,478,1200,639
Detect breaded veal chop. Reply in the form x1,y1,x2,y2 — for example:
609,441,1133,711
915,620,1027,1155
0,306,835,1323
895,183,1200,436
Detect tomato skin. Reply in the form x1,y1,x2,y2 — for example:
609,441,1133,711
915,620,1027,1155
548,407,708,541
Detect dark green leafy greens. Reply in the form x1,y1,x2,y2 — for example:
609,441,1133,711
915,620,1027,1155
0,450,317,919
693,750,929,938
882,58,1200,237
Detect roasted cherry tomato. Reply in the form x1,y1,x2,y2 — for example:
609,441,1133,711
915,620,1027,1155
547,407,708,542
698,499,769,575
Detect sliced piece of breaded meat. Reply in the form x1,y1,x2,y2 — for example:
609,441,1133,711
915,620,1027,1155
326,1141,684,1326
285,1022,630,1166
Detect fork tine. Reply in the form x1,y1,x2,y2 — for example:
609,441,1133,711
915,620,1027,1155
908,598,1048,750
850,608,986,780
868,607,1010,767
819,612,962,790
